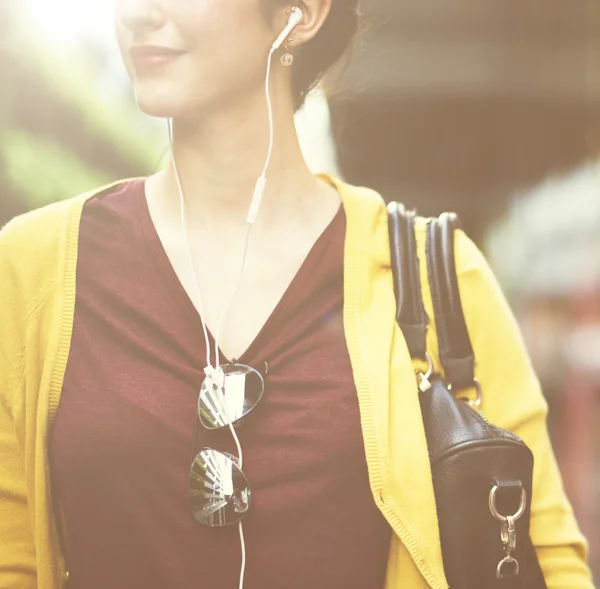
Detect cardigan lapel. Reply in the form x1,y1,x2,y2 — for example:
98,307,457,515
331,176,448,589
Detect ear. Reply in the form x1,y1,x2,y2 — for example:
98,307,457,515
279,0,333,48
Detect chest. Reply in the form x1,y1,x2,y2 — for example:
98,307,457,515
154,222,342,363
50,217,396,587
166,244,306,362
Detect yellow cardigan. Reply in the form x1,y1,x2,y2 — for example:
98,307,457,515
0,176,593,589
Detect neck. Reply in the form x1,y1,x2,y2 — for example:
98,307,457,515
151,80,326,233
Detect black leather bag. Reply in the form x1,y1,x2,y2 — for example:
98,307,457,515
387,202,547,588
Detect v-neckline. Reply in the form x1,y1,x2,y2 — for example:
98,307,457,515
133,179,344,367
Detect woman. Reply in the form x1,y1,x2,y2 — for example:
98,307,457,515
0,1,594,588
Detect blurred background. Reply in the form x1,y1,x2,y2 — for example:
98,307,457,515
1,0,599,578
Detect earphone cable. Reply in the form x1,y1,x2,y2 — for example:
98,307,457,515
238,521,247,589
261,47,277,178
214,45,278,469
170,32,282,589
214,44,276,370
168,119,213,371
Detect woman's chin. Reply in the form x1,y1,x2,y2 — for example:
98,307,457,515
134,98,177,119
136,102,176,119
132,80,237,120
133,85,194,119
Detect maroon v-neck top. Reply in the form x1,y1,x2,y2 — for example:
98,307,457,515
49,180,392,589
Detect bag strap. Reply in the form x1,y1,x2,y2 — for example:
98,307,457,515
388,203,477,392
425,214,476,392
386,202,429,360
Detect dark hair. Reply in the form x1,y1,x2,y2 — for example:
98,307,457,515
261,1,361,111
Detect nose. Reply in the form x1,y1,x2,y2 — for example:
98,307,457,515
118,0,163,32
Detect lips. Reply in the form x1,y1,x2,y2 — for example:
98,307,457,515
129,46,186,69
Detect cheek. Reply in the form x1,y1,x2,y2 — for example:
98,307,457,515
177,0,269,56
173,0,238,51
179,4,272,91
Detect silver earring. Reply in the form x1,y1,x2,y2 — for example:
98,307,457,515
280,37,294,67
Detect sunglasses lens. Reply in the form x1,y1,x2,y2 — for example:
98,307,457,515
198,363,264,429
189,448,251,526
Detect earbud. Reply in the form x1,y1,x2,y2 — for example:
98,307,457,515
272,6,304,50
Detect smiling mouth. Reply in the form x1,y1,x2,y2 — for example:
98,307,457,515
129,46,187,69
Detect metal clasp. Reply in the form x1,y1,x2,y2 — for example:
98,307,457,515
416,353,434,393
497,555,520,579
501,514,517,553
489,486,526,523
489,485,527,580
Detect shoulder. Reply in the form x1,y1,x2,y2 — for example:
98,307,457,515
328,176,390,263
0,179,137,312
326,175,387,218
1,198,76,260
0,179,138,259
412,214,488,279
327,176,492,281
0,197,78,318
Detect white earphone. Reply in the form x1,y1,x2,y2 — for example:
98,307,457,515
170,9,305,588
272,6,304,50
246,5,305,225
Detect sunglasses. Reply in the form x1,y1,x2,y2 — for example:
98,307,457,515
189,361,266,527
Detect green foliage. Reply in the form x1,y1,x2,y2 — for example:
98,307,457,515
1,28,166,213
16,45,165,172
2,128,115,208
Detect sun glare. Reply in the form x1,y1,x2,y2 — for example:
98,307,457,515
20,0,115,49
